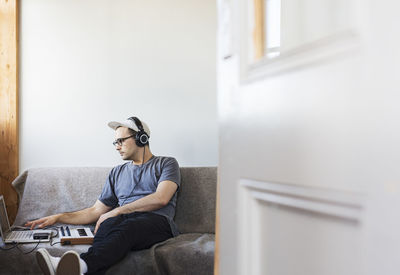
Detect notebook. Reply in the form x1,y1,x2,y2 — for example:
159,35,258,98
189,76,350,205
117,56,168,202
0,195,51,244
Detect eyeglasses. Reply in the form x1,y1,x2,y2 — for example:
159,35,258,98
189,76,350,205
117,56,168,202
112,135,135,146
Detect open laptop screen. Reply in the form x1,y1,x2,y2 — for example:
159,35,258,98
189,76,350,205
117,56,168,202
0,195,11,235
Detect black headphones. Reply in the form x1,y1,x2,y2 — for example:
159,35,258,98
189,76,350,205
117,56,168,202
128,117,149,147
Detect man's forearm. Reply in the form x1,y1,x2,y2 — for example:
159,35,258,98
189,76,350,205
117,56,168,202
57,207,102,225
108,180,177,217
26,200,111,229
115,193,166,215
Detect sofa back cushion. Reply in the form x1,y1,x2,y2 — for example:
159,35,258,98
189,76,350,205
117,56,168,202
175,167,217,234
13,166,217,234
13,167,111,226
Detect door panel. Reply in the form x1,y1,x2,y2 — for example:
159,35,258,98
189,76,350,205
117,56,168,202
217,0,400,274
239,179,365,275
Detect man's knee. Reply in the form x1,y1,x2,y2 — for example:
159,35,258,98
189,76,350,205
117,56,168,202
95,215,123,236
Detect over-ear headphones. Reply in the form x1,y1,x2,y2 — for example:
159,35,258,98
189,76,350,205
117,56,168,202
128,117,149,147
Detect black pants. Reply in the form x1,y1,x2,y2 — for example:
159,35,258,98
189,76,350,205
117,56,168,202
80,212,173,275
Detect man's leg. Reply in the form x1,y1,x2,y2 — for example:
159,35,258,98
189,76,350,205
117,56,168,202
80,212,172,274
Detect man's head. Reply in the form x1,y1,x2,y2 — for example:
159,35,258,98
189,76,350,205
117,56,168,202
108,117,151,161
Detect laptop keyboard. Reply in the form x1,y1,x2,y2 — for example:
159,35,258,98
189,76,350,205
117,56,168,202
8,230,33,239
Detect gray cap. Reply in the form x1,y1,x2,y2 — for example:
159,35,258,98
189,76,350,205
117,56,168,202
108,117,151,136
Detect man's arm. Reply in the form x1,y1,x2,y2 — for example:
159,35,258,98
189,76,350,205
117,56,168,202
94,180,178,233
25,199,112,230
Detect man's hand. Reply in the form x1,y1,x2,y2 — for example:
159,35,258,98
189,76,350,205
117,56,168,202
94,209,120,234
25,214,60,230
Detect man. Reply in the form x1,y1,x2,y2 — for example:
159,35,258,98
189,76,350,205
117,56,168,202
26,116,180,275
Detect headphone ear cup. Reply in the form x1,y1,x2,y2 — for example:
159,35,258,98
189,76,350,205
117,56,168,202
135,130,149,147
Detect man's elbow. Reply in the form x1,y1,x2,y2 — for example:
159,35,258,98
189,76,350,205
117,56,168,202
158,196,170,207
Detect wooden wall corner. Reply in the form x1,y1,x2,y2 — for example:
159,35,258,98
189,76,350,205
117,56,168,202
0,0,19,225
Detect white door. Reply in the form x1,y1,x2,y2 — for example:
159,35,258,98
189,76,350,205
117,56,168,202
217,0,400,274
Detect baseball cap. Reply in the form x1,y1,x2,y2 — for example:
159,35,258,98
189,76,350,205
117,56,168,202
108,117,151,136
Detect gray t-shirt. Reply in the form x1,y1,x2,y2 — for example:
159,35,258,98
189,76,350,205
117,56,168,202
99,156,181,236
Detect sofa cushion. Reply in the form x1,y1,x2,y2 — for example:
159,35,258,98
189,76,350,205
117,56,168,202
0,234,92,275
175,167,217,234
0,232,214,275
106,233,215,275
13,167,111,226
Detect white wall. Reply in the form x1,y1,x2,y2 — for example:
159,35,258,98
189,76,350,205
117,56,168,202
19,0,217,171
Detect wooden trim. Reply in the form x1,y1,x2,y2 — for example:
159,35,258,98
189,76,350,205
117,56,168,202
0,0,19,225
253,0,265,60
240,179,364,221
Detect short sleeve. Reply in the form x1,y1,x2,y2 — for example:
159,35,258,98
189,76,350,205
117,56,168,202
98,168,119,207
159,157,181,188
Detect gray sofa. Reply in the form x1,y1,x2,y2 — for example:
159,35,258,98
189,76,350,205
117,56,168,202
0,166,217,275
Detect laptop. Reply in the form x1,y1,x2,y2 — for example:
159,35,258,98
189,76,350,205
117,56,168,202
0,195,51,244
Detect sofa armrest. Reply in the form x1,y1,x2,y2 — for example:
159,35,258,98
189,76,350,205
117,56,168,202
11,170,29,205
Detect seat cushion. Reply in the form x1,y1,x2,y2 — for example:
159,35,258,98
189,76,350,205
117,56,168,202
0,238,92,275
0,233,214,275
106,233,215,275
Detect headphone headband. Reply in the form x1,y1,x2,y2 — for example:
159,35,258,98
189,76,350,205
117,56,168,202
129,117,144,131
